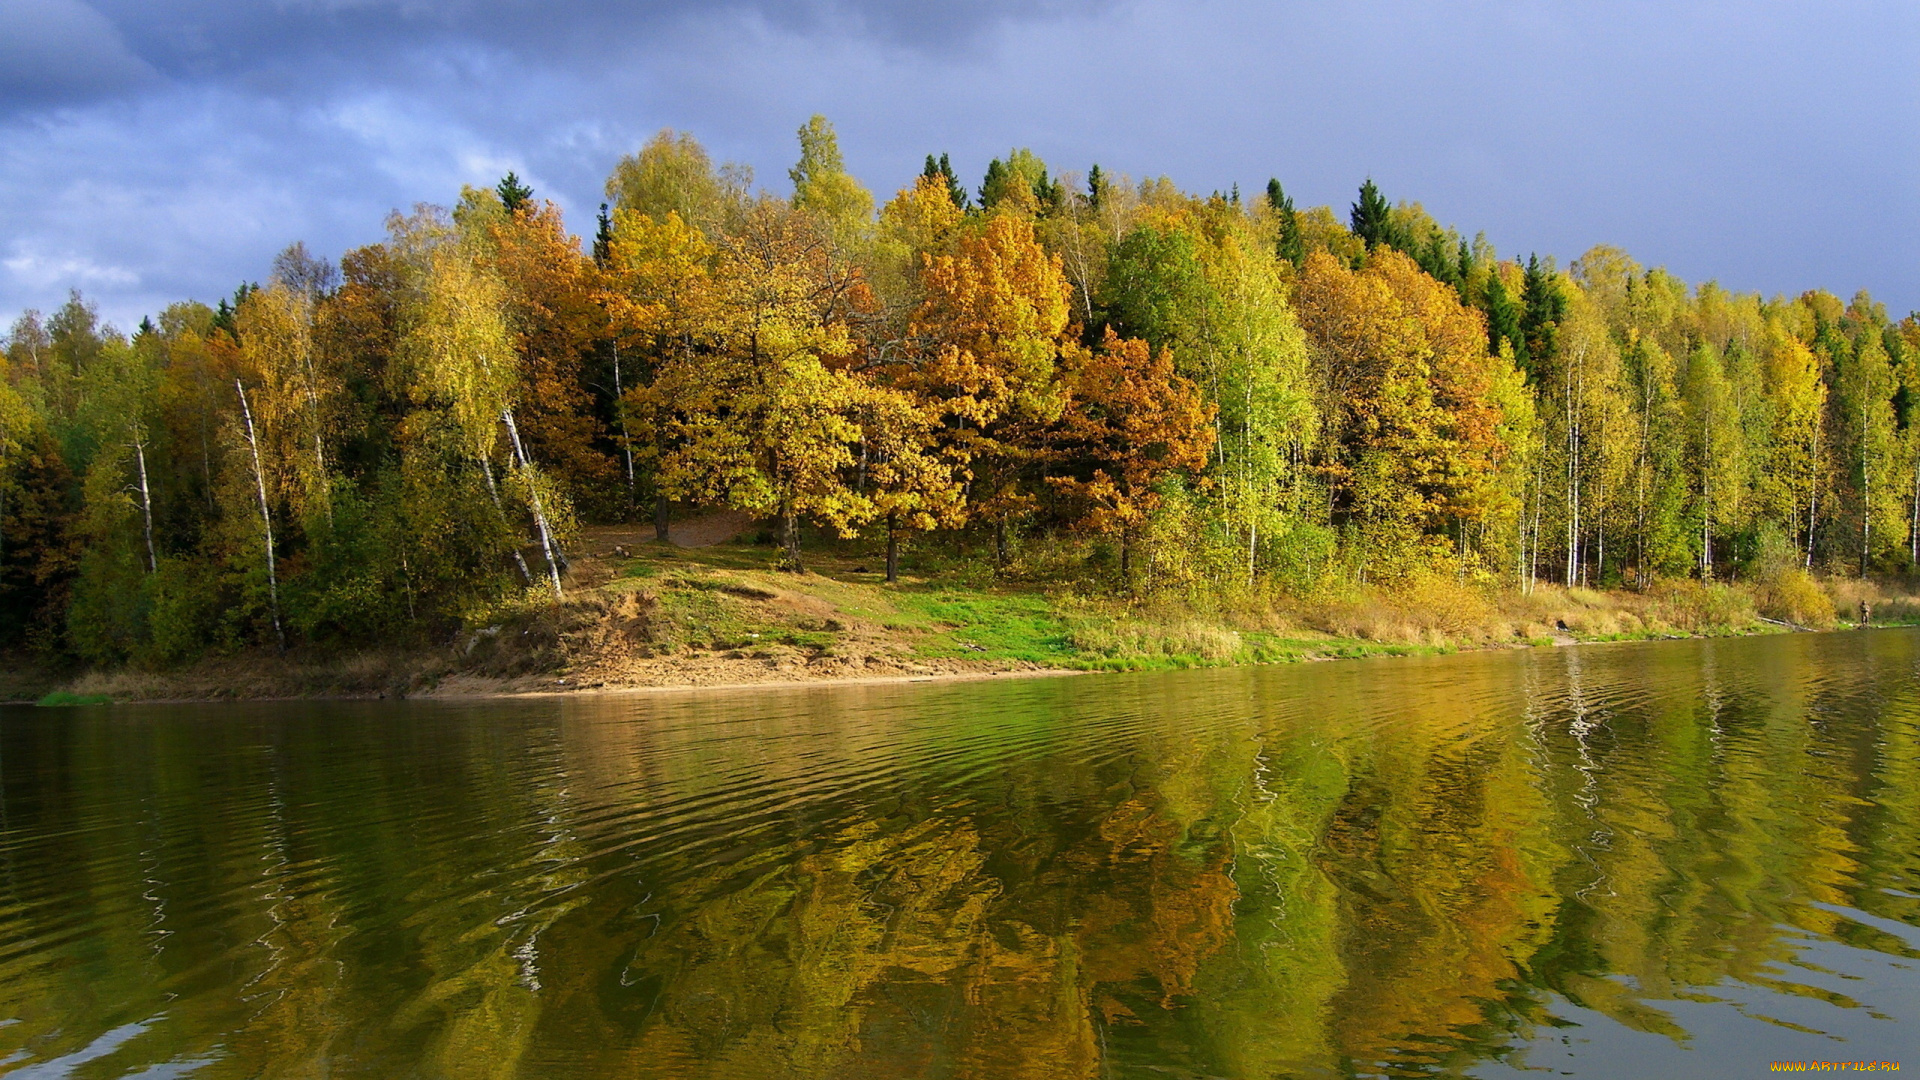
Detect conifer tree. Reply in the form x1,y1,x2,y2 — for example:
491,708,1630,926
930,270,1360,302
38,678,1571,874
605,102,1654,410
1349,178,1394,252
1266,179,1304,266
922,153,969,210
1519,255,1566,374
496,172,533,213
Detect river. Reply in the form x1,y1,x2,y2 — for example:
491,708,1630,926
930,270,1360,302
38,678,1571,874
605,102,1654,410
0,631,1916,1077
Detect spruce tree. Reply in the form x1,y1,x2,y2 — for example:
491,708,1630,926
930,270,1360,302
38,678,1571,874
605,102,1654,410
1519,255,1566,372
923,153,968,209
978,158,1009,208
1484,276,1522,360
592,203,613,266
1349,178,1394,251
1266,179,1303,265
496,171,533,212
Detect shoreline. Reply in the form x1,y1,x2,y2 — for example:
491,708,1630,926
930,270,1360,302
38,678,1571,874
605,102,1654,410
10,541,1916,706
423,664,1089,702
11,621,1882,708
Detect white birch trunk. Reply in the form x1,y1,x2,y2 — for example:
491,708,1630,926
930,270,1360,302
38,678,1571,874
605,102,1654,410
235,380,286,650
503,408,564,600
132,439,156,574
612,342,635,512
478,456,534,586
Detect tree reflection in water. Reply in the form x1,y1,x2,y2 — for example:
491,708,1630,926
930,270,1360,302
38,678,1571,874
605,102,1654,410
0,630,1915,1078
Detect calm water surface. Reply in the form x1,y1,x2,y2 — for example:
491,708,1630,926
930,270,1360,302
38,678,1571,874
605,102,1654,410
1,632,1917,1078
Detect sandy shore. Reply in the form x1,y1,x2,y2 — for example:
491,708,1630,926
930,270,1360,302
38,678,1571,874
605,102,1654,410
422,665,1088,701
2,650,1088,705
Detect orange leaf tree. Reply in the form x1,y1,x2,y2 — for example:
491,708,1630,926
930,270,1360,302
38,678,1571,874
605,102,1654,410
1050,331,1215,583
906,213,1071,567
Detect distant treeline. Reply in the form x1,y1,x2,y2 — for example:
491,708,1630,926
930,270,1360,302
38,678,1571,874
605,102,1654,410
2,116,1916,664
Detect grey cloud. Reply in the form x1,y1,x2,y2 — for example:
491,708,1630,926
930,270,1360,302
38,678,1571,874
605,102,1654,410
0,0,1914,331
0,0,158,106
69,0,1117,89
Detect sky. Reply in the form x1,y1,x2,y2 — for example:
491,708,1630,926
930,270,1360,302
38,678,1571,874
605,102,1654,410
2,0,1916,332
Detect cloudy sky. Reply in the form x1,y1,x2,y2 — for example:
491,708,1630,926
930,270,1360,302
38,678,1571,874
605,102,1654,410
2,0,1915,330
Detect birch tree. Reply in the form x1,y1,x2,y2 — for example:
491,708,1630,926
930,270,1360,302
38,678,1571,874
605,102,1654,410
405,242,568,599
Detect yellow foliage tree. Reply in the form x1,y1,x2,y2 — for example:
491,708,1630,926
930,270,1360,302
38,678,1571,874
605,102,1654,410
908,213,1072,566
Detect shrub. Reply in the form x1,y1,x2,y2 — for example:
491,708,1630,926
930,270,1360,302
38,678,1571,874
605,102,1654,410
1648,580,1755,632
1756,569,1835,629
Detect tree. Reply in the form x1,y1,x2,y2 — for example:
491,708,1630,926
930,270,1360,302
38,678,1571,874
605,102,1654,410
237,278,338,530
1295,249,1523,578
921,153,969,210
1542,291,1631,586
232,373,287,647
978,149,1060,213
1104,210,1319,584
605,130,745,236
481,195,617,519
1086,164,1108,211
1266,179,1303,266
592,203,613,266
858,387,963,583
1757,324,1826,568
1682,343,1744,577
1517,255,1566,376
495,172,533,213
1827,320,1900,573
1050,331,1215,583
908,213,1073,567
402,235,568,599
1623,334,1691,581
1348,179,1395,252
272,241,338,297
604,207,718,539
790,115,874,239
649,200,872,571
0,425,75,650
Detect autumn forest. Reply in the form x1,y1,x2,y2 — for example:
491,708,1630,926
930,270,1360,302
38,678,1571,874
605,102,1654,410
2,116,1916,667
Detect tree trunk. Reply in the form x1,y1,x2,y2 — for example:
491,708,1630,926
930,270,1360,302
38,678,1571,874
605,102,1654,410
501,409,563,600
612,342,636,517
1806,417,1822,570
313,431,332,528
133,440,156,574
235,380,286,651
1247,514,1258,586
780,509,803,572
654,495,670,543
885,512,899,584
1909,461,1919,568
1702,507,1712,580
478,457,534,586
1861,463,1871,578
994,519,1009,573
200,411,216,512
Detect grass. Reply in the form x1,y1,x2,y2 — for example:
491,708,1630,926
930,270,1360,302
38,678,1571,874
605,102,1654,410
888,589,1076,664
36,691,114,707
19,521,1920,704
556,531,1835,678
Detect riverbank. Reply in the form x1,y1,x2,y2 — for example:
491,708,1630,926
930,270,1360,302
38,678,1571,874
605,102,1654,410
8,529,1919,705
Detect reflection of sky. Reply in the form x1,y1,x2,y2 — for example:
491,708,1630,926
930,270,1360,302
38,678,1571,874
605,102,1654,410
1471,906,1920,1080
2,0,1915,329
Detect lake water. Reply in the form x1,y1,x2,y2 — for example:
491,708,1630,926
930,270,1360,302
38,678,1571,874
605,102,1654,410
0,632,1917,1078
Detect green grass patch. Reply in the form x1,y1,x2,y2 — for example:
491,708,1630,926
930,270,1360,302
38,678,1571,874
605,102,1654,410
889,588,1077,664
37,691,113,707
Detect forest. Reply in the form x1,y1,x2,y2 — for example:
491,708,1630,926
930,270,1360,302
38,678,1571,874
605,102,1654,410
2,115,1917,668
